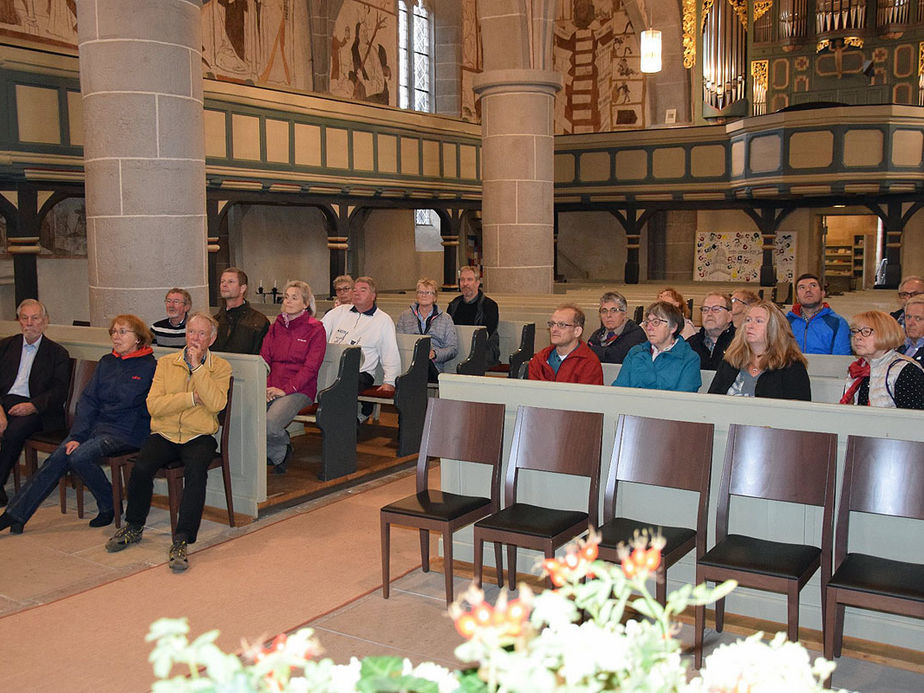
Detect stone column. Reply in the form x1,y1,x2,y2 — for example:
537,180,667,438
475,1,560,294
77,0,207,325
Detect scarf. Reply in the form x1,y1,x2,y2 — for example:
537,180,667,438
840,358,869,405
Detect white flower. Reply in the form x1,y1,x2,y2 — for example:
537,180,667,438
410,661,460,693
326,656,362,693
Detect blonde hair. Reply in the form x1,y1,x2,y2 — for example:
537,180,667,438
416,277,439,299
723,300,806,371
658,287,690,318
285,280,316,315
849,311,903,352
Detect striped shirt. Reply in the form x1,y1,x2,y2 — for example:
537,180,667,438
151,316,188,348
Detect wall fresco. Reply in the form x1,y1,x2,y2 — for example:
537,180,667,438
695,230,795,283
328,0,396,106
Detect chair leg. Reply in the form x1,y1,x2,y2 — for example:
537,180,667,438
381,517,391,599
694,602,706,669
111,461,125,529
493,542,504,589
473,532,484,588
443,531,454,606
823,590,837,660
714,595,726,633
59,476,68,513
75,475,84,519
833,601,845,658
419,529,430,572
220,458,235,527
655,564,667,606
166,475,182,540
506,544,517,589
786,584,800,643
12,456,21,492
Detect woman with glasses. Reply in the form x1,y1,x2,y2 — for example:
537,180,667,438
708,300,810,400
587,291,646,364
840,310,924,409
613,301,701,392
0,315,155,534
396,278,459,383
261,280,327,474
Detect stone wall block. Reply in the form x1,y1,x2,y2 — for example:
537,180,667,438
481,180,519,225
96,0,200,49
481,92,552,137
515,181,553,224
75,0,99,42
83,160,123,216
80,41,192,96
482,135,535,180
496,224,554,267
534,135,556,182
158,95,205,159
486,265,553,294
120,160,206,216
90,216,207,289
83,93,157,160
478,17,529,71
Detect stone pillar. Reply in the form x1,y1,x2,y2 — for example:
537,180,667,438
475,2,559,294
77,0,207,325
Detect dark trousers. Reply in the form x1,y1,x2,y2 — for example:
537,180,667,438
0,394,43,488
124,433,217,544
358,371,375,417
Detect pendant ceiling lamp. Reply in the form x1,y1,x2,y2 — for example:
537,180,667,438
640,28,662,73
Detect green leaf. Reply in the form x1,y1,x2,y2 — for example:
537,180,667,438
631,596,657,620
456,669,490,693
360,655,406,679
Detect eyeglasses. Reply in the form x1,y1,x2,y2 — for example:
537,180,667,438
416,290,436,296
164,298,186,305
599,307,626,315
898,291,923,300
643,318,668,328
849,327,874,337
730,297,750,306
109,328,135,336
700,305,729,313
547,321,577,329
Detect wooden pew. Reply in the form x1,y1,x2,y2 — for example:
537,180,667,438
487,321,536,378
434,325,488,378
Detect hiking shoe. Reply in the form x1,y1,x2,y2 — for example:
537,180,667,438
105,523,143,552
168,539,189,572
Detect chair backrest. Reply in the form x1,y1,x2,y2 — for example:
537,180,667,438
454,326,488,376
603,415,714,529
216,376,234,455
835,435,924,563
718,423,837,546
506,405,604,524
416,398,505,495
67,359,99,429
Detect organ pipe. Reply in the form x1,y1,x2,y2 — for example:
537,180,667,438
702,0,746,112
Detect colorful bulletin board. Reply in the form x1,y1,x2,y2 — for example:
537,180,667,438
695,231,796,283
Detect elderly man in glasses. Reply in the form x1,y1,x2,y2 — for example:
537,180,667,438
151,288,192,348
890,276,924,327
527,304,603,384
687,292,736,370
898,295,924,367
586,291,646,364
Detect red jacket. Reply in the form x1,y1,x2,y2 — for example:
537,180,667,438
260,312,327,399
528,341,604,385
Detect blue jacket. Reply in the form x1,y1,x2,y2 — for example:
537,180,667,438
613,338,702,392
786,304,851,355
67,349,156,449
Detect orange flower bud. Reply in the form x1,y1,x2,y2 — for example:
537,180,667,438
473,602,494,625
580,542,598,562
621,557,637,578
454,614,478,638
644,547,661,572
564,552,580,569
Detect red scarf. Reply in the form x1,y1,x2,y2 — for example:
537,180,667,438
839,358,870,405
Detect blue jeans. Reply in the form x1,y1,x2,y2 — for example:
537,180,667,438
5,434,134,525
266,393,310,465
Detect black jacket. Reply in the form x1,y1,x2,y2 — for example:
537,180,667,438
687,325,736,370
213,301,269,355
0,333,71,430
587,320,646,364
708,359,811,401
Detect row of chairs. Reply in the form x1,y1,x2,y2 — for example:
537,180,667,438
13,357,236,539
380,399,922,672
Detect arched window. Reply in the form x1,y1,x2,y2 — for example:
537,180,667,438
398,0,433,112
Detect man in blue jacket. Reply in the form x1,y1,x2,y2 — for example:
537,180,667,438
786,274,851,355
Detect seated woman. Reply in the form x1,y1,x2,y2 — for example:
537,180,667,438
657,287,697,340
840,310,924,409
614,301,701,392
396,278,459,382
708,300,810,401
0,315,156,534
261,280,327,474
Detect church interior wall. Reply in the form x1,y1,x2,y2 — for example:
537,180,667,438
556,211,628,282
901,210,924,274
37,257,89,323
361,208,442,291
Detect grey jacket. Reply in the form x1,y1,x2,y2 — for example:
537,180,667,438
396,304,459,371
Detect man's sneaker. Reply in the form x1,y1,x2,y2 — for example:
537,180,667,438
105,523,143,552
168,539,189,572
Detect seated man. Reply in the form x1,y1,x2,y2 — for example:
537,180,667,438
331,274,354,307
898,295,924,366
321,276,401,422
730,288,760,329
151,288,191,348
105,312,232,573
528,304,603,385
586,291,645,364
212,267,269,354
447,266,500,366
687,292,735,370
0,300,70,507
786,273,851,355
891,276,924,326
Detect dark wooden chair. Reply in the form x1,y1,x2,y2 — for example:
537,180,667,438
694,424,837,668
472,405,604,589
380,398,506,605
823,436,924,671
597,415,714,605
486,322,536,379
455,326,488,376
112,378,235,537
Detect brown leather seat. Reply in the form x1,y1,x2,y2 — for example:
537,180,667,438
597,415,713,605
823,435,924,680
472,405,604,589
380,398,506,605
694,423,837,669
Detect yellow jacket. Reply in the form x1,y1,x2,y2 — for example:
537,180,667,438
146,350,232,444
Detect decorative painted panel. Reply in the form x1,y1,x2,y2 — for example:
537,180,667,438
695,231,795,283
329,0,397,107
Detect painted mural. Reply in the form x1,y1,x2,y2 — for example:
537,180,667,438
553,0,643,133
460,0,481,122
695,231,796,284
0,0,77,47
202,0,310,90
328,0,396,106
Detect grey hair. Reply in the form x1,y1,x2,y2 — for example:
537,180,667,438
186,311,218,337
599,291,627,312
16,299,48,321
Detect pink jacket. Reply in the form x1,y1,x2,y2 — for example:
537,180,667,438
260,312,327,400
